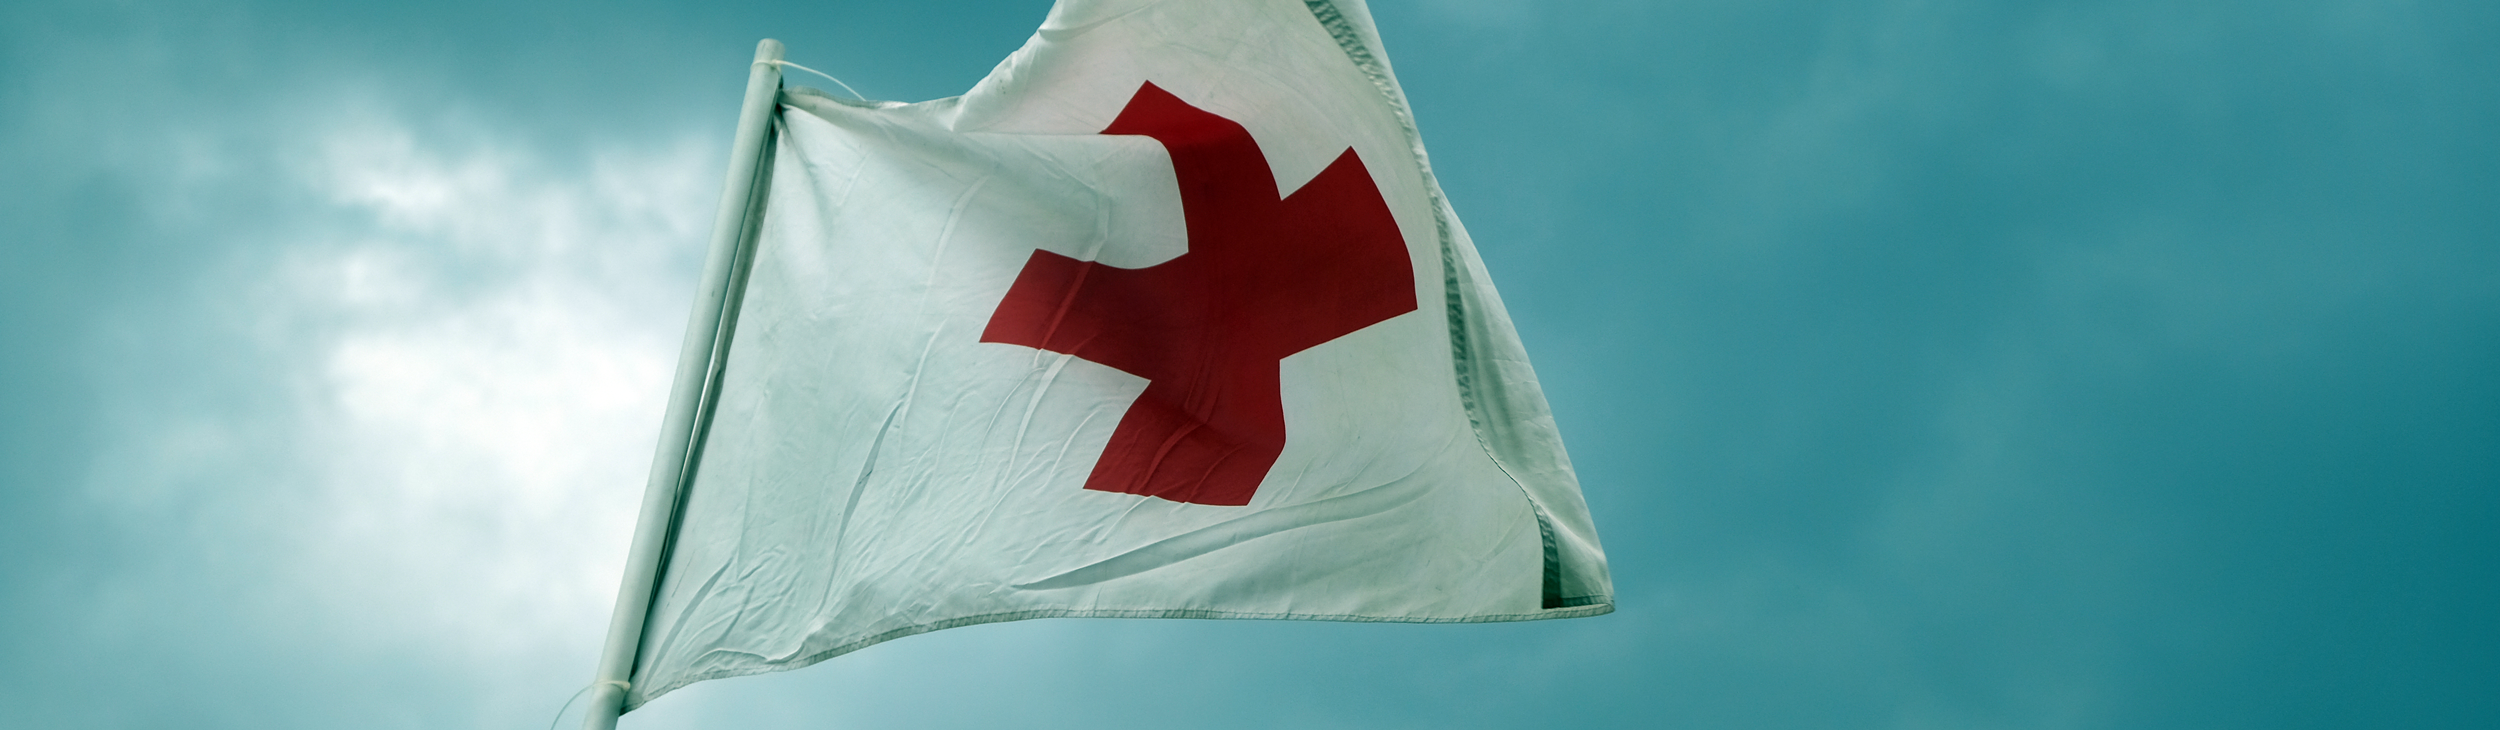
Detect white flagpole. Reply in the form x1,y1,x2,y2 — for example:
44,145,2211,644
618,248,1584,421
581,38,785,730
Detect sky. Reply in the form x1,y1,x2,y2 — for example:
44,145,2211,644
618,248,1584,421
2,0,2494,728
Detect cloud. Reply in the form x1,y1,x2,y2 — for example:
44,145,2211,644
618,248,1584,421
59,96,725,725
9,1,2495,728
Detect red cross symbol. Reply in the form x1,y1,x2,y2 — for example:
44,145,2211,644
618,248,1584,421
981,82,1418,506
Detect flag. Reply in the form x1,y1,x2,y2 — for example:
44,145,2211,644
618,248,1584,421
623,0,1611,709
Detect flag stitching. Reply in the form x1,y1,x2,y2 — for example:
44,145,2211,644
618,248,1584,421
624,602,1615,711
1299,0,1610,610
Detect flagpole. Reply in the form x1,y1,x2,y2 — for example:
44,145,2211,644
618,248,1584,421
581,37,785,730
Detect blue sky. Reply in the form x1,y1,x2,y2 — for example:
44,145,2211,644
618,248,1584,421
3,0,2495,728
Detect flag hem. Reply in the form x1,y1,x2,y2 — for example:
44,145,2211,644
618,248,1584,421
1298,0,1614,609
623,601,1613,712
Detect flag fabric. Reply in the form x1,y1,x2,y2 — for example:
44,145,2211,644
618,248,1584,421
625,0,1611,709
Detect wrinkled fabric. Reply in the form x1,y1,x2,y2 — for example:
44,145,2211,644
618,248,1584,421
626,0,1612,710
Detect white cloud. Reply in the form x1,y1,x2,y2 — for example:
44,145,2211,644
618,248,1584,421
80,102,725,720
282,119,714,656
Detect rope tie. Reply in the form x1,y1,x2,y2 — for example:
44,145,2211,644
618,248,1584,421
759,59,867,100
548,680,633,730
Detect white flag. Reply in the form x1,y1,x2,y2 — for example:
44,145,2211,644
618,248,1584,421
626,0,1611,709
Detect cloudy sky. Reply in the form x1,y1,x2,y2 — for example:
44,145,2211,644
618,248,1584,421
3,0,2494,728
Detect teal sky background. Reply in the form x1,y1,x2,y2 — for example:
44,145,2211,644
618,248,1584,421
4,1,2494,728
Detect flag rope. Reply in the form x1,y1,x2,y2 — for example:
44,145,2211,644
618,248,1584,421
546,681,630,730
763,59,866,100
